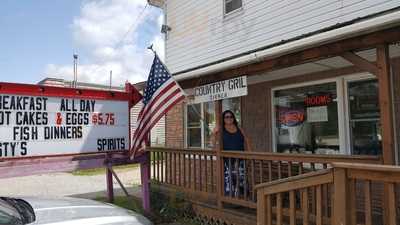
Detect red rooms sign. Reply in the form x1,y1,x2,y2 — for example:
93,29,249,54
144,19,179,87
304,94,333,107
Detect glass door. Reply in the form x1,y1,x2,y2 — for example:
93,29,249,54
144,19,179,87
347,79,381,155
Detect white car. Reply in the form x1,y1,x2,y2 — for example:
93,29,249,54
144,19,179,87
0,196,152,225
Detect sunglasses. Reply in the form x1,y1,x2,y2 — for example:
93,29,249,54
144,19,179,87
224,115,234,119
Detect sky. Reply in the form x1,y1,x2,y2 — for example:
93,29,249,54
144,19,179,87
0,0,164,86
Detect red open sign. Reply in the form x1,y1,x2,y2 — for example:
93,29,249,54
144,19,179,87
278,109,305,127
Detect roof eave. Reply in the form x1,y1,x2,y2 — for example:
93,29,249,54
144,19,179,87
148,0,164,8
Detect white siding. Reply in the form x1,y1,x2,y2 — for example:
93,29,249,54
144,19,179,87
165,0,399,74
151,116,166,147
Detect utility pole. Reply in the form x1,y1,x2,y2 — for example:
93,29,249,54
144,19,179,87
109,70,112,90
73,54,78,88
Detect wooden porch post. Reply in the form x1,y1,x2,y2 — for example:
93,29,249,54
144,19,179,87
332,167,348,225
106,153,114,203
140,151,151,213
106,165,114,203
256,189,267,225
341,45,394,163
377,44,397,225
377,44,395,165
215,100,223,209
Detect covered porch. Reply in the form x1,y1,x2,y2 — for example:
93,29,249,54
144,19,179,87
149,26,400,225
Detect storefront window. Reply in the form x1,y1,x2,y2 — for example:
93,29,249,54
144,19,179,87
274,82,340,154
186,98,241,148
204,102,215,148
348,79,381,155
187,104,202,148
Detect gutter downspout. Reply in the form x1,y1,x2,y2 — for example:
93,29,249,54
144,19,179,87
174,10,400,81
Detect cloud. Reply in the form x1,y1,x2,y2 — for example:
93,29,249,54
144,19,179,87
44,0,163,86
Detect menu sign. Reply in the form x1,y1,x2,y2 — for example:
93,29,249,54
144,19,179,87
0,94,129,158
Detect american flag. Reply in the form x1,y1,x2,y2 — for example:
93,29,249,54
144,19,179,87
130,54,185,158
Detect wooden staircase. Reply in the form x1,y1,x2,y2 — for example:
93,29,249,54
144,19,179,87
255,163,400,225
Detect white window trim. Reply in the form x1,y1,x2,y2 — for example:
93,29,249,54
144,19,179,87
271,72,376,155
184,103,205,149
343,73,378,155
223,0,243,18
271,77,343,154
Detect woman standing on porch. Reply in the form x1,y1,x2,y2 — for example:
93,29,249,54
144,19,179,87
213,110,252,197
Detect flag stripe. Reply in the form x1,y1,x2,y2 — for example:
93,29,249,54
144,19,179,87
132,89,184,149
137,79,175,121
132,87,181,148
132,94,185,150
132,88,183,149
132,84,180,146
132,95,183,151
134,82,180,135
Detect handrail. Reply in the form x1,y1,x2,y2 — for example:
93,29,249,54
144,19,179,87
149,148,382,164
256,169,334,225
221,151,382,164
256,163,400,225
149,147,216,155
333,162,400,172
254,169,332,193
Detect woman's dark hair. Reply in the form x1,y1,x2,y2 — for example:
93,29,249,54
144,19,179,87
222,110,239,129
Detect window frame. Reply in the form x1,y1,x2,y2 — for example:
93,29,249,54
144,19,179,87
185,103,205,149
223,0,243,17
271,72,376,155
343,73,379,155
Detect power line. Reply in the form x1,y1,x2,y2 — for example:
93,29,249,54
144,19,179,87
76,2,150,82
115,3,149,48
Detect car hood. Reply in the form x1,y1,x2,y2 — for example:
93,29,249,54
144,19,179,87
20,196,152,225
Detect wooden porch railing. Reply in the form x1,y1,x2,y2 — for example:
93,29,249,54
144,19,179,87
219,151,380,209
149,147,218,200
255,162,400,225
149,147,381,208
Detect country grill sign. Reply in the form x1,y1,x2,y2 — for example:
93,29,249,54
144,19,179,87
0,94,129,158
193,76,247,103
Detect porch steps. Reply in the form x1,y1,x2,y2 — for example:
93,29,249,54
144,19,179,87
192,202,256,225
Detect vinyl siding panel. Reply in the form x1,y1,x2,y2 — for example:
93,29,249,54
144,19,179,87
165,0,399,73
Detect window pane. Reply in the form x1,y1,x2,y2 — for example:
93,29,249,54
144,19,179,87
188,128,202,148
274,82,339,154
351,120,381,155
187,104,201,127
348,79,380,119
204,102,215,148
187,104,202,148
225,0,242,14
348,79,381,155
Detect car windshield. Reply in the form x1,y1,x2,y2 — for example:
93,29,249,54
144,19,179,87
0,198,35,225
0,198,22,225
